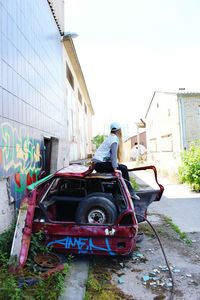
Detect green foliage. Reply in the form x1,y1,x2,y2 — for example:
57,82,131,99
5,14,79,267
0,224,23,300
0,222,15,264
85,258,128,300
164,217,192,245
178,141,200,191
26,231,51,272
0,226,69,300
86,274,103,293
0,270,22,300
130,176,139,191
92,135,106,149
29,231,50,257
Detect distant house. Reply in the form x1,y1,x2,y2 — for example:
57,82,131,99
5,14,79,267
145,91,200,175
124,131,146,161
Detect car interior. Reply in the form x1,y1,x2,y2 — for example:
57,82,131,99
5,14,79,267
34,176,127,223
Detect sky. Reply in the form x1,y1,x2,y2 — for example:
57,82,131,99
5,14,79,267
65,0,200,136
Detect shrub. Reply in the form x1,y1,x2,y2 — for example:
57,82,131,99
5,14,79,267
92,135,107,150
178,141,200,192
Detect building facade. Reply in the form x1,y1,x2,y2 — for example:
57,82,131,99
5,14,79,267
124,131,146,161
145,91,200,176
62,36,94,162
0,0,93,232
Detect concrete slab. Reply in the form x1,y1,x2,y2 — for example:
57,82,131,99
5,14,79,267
58,257,89,300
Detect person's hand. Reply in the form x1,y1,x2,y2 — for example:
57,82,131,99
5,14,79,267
114,169,121,174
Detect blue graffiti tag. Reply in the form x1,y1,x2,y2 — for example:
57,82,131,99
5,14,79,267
47,237,115,255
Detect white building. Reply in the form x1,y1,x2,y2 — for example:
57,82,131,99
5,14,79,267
0,0,94,232
145,91,200,176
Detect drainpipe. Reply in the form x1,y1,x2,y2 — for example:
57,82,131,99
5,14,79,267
178,96,186,150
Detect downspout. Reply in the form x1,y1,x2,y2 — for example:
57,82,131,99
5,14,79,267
178,96,186,150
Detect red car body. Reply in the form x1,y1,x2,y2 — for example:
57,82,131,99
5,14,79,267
10,164,164,270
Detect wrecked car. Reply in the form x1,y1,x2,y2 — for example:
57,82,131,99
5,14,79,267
10,164,164,270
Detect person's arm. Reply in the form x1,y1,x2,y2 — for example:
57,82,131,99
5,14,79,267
110,142,118,170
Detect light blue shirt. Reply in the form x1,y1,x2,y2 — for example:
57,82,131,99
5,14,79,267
92,134,119,168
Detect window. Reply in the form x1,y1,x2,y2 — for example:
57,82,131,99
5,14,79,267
84,103,87,114
161,134,173,152
149,138,157,152
66,63,74,89
78,90,82,104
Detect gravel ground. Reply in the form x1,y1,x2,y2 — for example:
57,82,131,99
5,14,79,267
111,214,200,300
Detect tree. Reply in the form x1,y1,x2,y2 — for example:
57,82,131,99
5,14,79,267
92,135,106,150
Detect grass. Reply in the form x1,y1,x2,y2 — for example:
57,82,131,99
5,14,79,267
84,258,133,300
130,177,139,191
139,216,193,245
138,223,155,237
0,225,69,300
163,216,192,245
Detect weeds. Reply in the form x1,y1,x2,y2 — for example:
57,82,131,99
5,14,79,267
0,221,16,264
84,258,133,300
163,216,192,245
130,177,139,191
26,231,51,272
0,225,69,300
138,223,154,237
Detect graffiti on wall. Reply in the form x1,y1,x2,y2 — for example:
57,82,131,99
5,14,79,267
0,123,43,205
47,236,116,255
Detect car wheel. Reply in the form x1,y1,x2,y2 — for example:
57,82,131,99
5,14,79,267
75,196,117,224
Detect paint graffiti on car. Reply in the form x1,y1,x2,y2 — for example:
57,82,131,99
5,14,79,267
47,236,116,255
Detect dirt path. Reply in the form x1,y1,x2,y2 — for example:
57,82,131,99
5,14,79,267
113,216,200,299
86,214,200,300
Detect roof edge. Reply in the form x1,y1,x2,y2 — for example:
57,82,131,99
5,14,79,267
145,91,179,118
62,37,94,115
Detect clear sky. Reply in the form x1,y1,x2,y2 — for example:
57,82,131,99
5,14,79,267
65,0,200,136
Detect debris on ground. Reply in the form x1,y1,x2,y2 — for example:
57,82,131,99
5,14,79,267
132,252,148,263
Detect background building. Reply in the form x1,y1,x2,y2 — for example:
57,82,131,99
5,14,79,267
0,0,93,232
145,91,200,176
62,36,94,162
124,131,146,161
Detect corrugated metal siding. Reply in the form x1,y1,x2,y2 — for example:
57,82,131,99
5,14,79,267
0,0,64,135
0,0,65,207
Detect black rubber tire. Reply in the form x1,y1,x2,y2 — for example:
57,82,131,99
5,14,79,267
75,195,117,224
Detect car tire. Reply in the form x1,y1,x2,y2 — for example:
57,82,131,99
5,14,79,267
75,195,117,224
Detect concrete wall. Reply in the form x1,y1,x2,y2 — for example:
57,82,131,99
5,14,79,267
182,96,200,147
146,92,200,176
146,92,182,175
123,139,132,162
0,179,14,233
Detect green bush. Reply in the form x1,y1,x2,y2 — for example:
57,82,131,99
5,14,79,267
0,226,69,300
92,135,107,150
179,141,200,192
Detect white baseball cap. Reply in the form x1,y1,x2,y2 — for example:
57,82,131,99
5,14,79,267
110,122,121,132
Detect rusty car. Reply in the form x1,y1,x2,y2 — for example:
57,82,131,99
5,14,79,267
10,164,164,270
